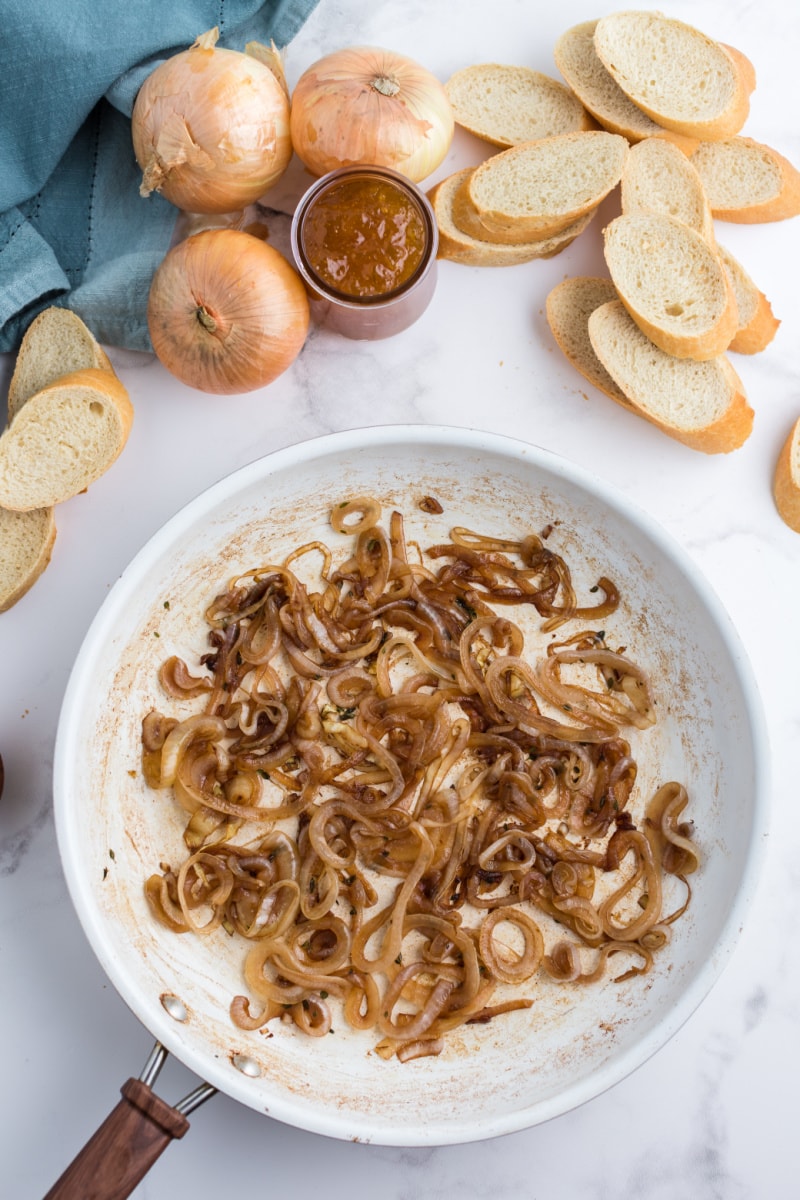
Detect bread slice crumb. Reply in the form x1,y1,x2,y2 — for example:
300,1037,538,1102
445,63,594,147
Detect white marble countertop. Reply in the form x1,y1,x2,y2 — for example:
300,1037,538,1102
2,0,799,1195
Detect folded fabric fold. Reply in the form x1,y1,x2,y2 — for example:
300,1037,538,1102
0,212,71,346
0,0,321,355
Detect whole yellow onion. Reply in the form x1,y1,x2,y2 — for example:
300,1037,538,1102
132,28,292,214
289,46,454,183
147,229,310,394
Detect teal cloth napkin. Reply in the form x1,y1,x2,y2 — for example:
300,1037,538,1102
0,0,321,353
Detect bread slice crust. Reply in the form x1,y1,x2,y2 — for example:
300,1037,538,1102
8,307,113,423
593,11,753,141
587,299,753,453
445,63,594,148
618,139,779,356
621,137,715,243
603,213,739,360
0,368,133,511
429,169,595,265
773,417,800,532
545,276,630,406
690,137,800,223
554,20,698,153
0,505,57,612
717,245,780,354
457,130,628,244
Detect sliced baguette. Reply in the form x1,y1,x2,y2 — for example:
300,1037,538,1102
0,369,133,511
546,277,631,407
717,244,780,354
0,505,57,612
602,213,739,360
619,139,779,355
690,137,800,223
554,20,698,153
455,131,628,244
773,417,800,532
593,11,753,142
620,137,715,244
587,300,753,453
444,63,594,148
450,171,598,248
8,307,113,422
428,169,596,266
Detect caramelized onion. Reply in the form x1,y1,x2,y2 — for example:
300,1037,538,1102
478,908,544,984
142,499,698,1059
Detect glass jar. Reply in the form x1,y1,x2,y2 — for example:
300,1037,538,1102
290,165,439,340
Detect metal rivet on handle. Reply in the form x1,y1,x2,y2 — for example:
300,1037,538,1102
231,1053,262,1078
160,993,189,1022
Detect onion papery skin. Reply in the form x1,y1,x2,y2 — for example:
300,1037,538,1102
147,229,310,395
132,31,292,214
289,46,454,183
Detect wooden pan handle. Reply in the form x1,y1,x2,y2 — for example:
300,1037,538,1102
43,1077,190,1200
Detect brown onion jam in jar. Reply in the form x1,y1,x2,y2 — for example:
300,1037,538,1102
301,176,427,299
291,166,438,340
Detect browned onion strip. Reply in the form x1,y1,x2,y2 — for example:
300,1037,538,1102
542,938,652,984
355,525,392,604
174,851,233,934
351,827,434,975
239,604,283,669
478,908,544,984
205,567,294,629
156,714,228,788
229,994,283,1030
413,717,471,817
449,527,528,553
645,782,701,876
540,576,620,632
378,965,455,1040
237,879,300,940
281,636,351,678
376,632,462,697
466,998,534,1025
542,940,582,981
395,1037,445,1062
158,656,213,698
330,496,382,534
282,916,351,975
407,913,483,1010
291,995,332,1036
599,830,663,942
485,656,614,743
256,944,355,1000
326,665,374,707
173,759,272,823
536,645,656,730
144,873,188,932
551,895,605,944
458,615,523,721
601,941,654,983
283,540,333,580
342,969,382,1030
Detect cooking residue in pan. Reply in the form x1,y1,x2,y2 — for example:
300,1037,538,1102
141,498,699,1063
